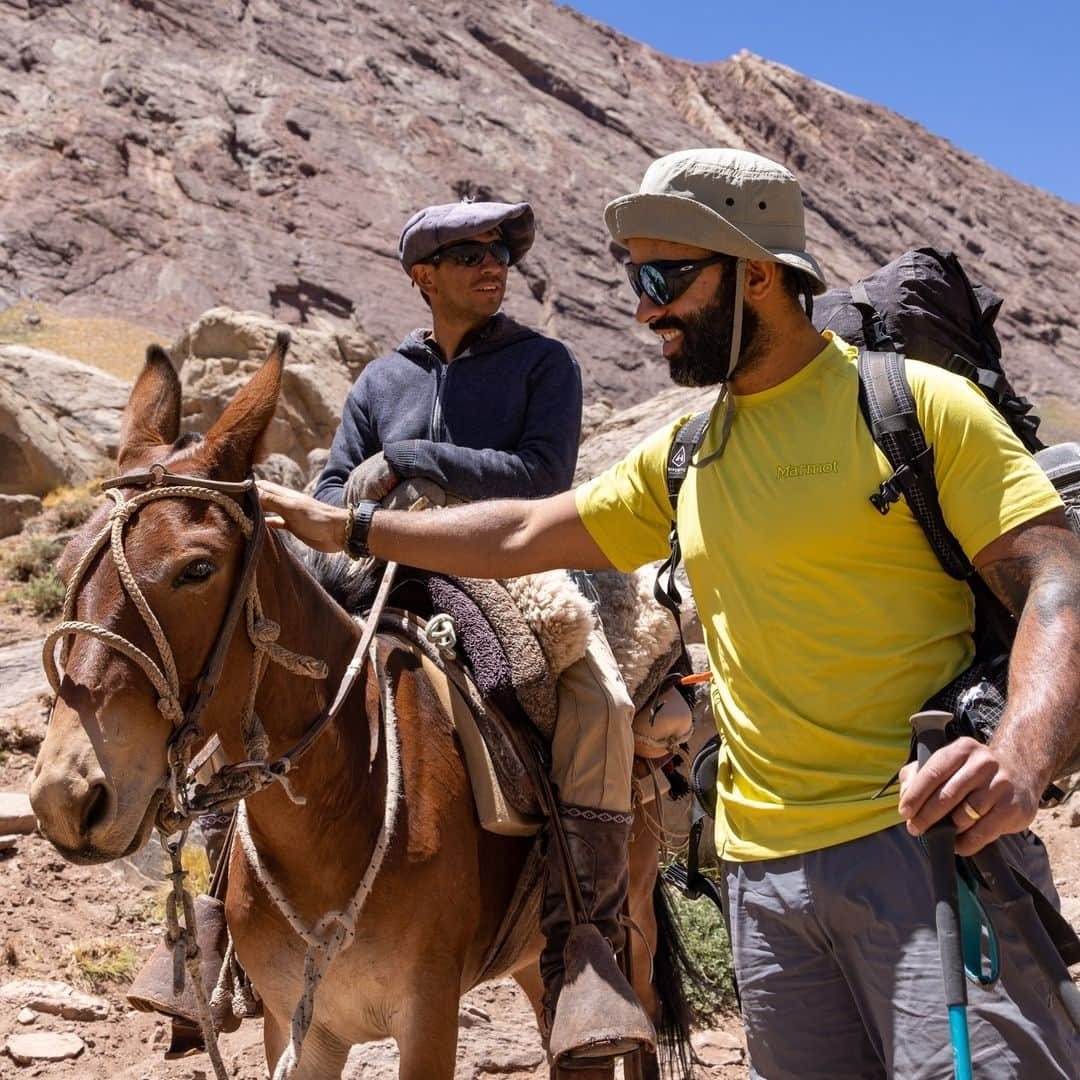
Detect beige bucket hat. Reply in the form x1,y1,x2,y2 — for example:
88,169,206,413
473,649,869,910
605,148,827,294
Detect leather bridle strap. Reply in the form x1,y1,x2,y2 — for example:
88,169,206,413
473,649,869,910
174,487,266,743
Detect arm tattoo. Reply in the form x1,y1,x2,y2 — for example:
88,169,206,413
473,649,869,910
979,553,1035,618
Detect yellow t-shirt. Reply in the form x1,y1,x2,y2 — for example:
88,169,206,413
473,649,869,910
576,334,1062,861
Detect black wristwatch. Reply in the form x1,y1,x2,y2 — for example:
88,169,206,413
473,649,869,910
344,500,380,560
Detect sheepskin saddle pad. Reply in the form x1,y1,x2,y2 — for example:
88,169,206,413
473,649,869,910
390,565,682,740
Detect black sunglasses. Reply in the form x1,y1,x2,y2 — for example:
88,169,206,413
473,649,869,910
625,254,727,306
429,239,511,268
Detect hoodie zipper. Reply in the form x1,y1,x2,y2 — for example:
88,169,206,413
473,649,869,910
429,352,446,441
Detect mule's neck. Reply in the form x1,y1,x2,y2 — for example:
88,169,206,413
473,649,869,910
227,535,383,912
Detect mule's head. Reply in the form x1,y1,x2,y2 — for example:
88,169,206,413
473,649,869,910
30,336,287,864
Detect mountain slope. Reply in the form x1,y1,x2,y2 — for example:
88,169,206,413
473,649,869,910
1,0,1077,426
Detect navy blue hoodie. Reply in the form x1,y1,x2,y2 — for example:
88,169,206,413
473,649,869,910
314,314,582,506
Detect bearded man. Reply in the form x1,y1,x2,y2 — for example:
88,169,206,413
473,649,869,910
262,151,1080,1078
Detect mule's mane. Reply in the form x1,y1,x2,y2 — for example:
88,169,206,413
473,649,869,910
282,533,381,615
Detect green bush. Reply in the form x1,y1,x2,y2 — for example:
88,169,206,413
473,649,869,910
668,885,738,1021
2,536,62,582
4,573,65,617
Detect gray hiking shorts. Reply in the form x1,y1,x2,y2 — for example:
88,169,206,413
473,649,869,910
722,824,1078,1079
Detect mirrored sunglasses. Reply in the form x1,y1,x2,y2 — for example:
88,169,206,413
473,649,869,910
625,253,727,306
430,239,511,268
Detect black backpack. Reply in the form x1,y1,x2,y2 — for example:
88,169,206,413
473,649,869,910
659,247,1080,778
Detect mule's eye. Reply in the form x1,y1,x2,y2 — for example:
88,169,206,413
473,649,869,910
175,559,217,587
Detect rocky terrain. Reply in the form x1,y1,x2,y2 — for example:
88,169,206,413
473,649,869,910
3,0,1080,1076
2,0,1079,435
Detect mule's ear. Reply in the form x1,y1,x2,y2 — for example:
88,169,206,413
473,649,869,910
201,331,290,480
117,345,182,470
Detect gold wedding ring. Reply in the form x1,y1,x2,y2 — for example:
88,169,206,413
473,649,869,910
960,799,983,822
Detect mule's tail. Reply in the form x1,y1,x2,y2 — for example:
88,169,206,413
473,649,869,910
651,878,705,1080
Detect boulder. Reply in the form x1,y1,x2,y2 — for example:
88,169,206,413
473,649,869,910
0,640,49,716
0,494,42,538
255,451,307,491
0,346,129,496
171,308,378,473
0,978,110,1021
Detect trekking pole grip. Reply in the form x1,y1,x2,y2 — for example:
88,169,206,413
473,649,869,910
910,709,973,1080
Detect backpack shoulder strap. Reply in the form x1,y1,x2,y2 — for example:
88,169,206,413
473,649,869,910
653,410,712,666
666,410,713,512
857,350,973,581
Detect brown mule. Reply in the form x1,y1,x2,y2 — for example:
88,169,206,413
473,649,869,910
29,342,691,1079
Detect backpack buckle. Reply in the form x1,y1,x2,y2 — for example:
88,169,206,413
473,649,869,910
870,477,902,514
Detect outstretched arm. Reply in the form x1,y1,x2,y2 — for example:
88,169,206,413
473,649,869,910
257,481,614,578
898,508,1080,854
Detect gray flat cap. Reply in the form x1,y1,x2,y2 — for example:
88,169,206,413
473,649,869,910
398,200,535,272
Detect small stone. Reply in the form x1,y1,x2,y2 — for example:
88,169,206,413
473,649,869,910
1068,807,1080,828
0,835,18,852
22,313,41,326
692,1027,746,1067
5,1031,85,1064
152,1021,166,1044
472,1044,544,1071
0,793,36,835
458,1002,491,1028
16,1007,36,1025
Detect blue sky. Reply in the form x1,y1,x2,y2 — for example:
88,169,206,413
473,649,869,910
567,2,1079,206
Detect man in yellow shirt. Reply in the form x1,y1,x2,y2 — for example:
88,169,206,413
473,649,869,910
262,149,1080,1077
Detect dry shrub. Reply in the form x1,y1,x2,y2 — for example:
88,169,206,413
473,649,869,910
1,536,62,582
70,938,139,990
149,846,212,922
4,573,65,617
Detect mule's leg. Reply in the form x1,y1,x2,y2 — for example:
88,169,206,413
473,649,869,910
290,1023,351,1080
511,960,545,1028
263,1009,289,1074
393,994,460,1080
263,1010,351,1079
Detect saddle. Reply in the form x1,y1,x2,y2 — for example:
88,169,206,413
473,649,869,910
348,560,692,836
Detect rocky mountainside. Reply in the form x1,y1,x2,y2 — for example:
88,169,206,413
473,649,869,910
2,0,1079,428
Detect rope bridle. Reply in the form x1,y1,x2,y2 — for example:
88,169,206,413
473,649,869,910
40,463,352,828
41,463,387,1080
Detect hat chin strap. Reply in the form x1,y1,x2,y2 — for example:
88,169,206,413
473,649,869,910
724,258,747,381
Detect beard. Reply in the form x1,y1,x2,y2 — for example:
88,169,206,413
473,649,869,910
654,276,763,388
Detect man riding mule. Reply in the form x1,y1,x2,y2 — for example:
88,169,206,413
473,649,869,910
113,197,656,1070
309,197,658,1069
262,149,1080,1078
29,337,693,1080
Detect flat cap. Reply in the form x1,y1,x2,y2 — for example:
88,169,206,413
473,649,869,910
398,200,535,272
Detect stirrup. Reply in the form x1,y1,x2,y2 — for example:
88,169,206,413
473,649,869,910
548,923,656,1064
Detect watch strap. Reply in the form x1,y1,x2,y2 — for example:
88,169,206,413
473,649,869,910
344,499,379,560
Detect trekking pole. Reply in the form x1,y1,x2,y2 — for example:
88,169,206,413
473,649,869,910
910,710,974,1080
